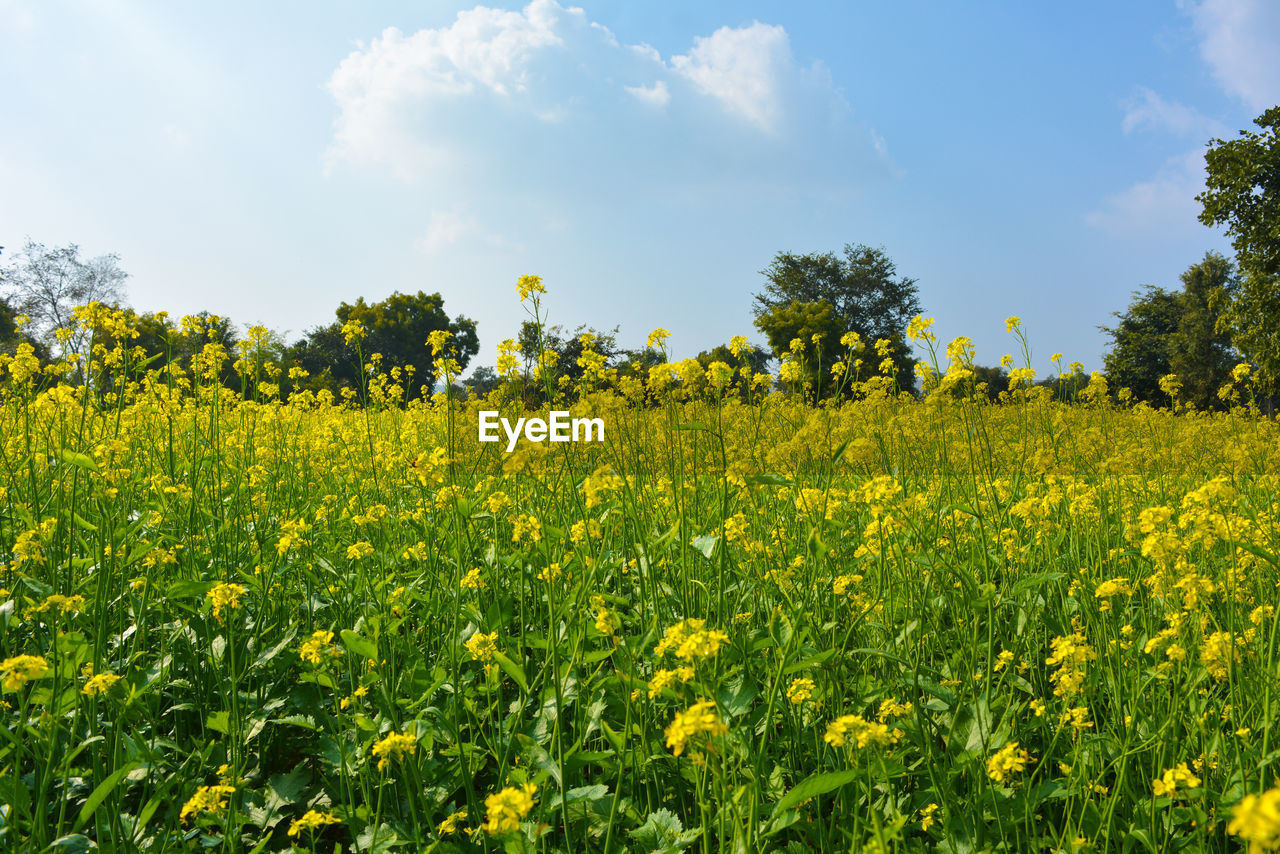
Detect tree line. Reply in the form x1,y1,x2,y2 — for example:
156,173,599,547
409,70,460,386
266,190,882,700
3,105,1278,410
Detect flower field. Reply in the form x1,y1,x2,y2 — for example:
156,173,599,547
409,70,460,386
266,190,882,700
3,308,1280,852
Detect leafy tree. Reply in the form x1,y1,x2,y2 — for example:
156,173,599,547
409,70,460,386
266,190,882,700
695,342,771,376
0,239,128,354
516,322,620,399
1198,106,1280,392
1101,286,1183,407
1168,252,1238,410
460,365,500,399
1101,253,1240,410
753,244,921,392
753,299,846,395
970,365,1010,401
291,291,478,399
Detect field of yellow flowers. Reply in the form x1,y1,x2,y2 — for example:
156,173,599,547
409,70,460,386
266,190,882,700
3,298,1280,852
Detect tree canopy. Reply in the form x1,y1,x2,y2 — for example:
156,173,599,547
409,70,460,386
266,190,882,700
1101,252,1239,409
0,239,128,355
753,244,922,394
289,291,478,398
1198,106,1280,392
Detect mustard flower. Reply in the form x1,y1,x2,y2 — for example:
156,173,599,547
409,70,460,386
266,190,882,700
987,742,1033,783
666,700,728,757
180,784,236,824
371,730,417,772
1228,787,1280,851
1,655,49,692
484,783,537,835
288,810,341,837
206,583,246,623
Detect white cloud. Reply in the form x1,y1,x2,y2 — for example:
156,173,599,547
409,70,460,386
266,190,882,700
669,22,790,132
1185,0,1280,112
417,210,473,254
1085,150,1208,236
625,80,669,107
1121,86,1226,137
324,4,867,187
325,0,578,177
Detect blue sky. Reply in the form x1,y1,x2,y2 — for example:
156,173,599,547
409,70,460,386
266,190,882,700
3,1,1278,375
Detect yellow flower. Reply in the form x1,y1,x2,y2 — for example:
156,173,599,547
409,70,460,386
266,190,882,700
920,803,939,831
438,810,468,836
1152,763,1200,798
465,631,499,663
1228,787,1280,851
371,730,417,772
823,715,900,750
987,742,1034,783
787,677,816,705
484,783,537,835
298,630,343,666
516,274,545,302
654,619,728,662
83,672,122,696
646,328,672,349
1005,316,1021,332
206,583,247,623
288,809,341,837
34,593,85,616
340,319,366,345
877,698,913,720
180,784,236,824
460,567,486,590
346,541,375,561
665,700,728,756
1,655,50,692
1045,633,1095,699
906,315,935,343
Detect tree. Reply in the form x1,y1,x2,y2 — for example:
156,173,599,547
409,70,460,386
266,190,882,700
1101,253,1240,410
1198,106,1280,392
289,291,478,399
753,245,922,394
460,365,500,399
1168,252,1238,410
0,240,128,354
1101,286,1182,406
696,341,771,376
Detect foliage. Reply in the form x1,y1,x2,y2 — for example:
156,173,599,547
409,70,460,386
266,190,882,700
753,245,921,393
290,291,478,399
1198,106,1280,391
1168,252,1239,410
1101,253,1240,410
1101,286,1182,407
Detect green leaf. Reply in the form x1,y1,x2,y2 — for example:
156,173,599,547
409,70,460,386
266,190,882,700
630,809,699,853
492,652,529,693
340,629,379,662
58,449,98,472
747,473,792,487
167,579,216,600
48,835,94,853
1010,571,1065,595
771,769,861,818
74,763,142,831
205,711,229,734
689,534,719,559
